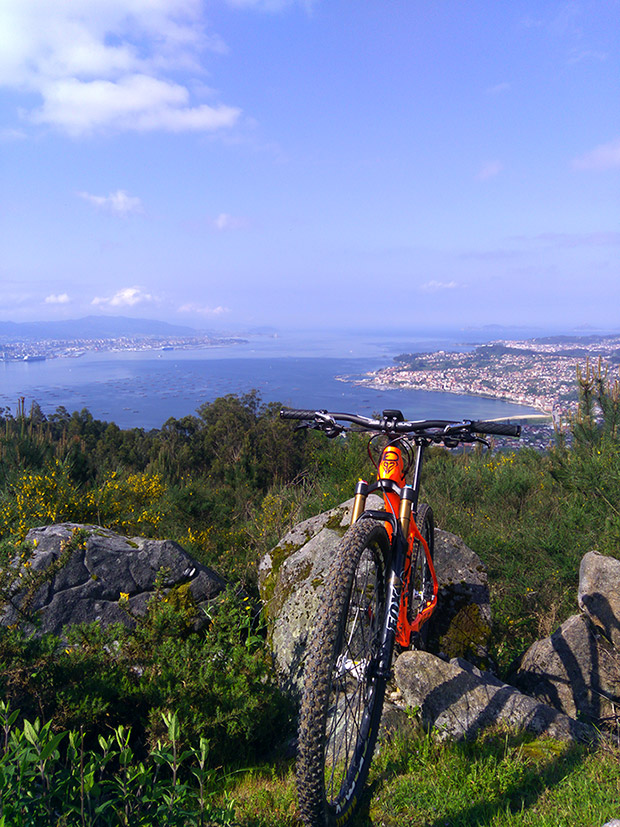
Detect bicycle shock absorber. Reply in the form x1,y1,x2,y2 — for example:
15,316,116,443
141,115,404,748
398,485,415,535
350,479,369,525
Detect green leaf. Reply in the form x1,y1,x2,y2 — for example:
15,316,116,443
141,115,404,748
40,731,67,762
22,719,38,746
165,711,180,743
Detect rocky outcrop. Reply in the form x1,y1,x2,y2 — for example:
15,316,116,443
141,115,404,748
260,499,493,697
578,551,620,649
1,523,226,637
515,614,620,725
429,530,492,665
394,650,596,744
515,551,620,727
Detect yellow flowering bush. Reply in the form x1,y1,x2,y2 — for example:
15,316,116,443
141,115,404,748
0,463,168,540
0,460,78,539
84,471,167,535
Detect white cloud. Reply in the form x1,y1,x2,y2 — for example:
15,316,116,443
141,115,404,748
92,286,154,307
35,75,240,136
212,213,247,231
178,302,229,316
485,82,510,96
420,281,460,293
0,0,242,136
45,293,70,304
572,138,620,171
477,160,504,180
78,189,143,216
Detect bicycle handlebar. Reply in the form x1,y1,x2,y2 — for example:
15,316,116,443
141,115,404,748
280,407,521,440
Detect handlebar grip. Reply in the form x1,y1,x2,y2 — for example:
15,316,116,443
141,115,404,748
471,420,521,438
280,408,320,420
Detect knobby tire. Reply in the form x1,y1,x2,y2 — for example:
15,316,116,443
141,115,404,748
297,519,390,827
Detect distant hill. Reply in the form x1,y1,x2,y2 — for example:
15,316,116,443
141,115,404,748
0,316,204,342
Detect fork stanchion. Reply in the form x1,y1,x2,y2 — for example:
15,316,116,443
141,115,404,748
350,480,369,525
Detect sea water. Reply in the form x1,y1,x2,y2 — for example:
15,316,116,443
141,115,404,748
0,331,539,430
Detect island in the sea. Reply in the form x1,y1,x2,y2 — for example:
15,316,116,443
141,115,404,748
338,334,620,423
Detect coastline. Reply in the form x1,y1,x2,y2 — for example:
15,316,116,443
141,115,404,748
336,374,553,418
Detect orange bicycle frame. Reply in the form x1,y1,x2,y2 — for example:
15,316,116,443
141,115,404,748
377,444,438,648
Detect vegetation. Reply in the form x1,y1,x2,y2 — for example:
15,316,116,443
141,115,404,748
0,363,619,824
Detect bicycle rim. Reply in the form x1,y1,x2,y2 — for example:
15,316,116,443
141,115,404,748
297,520,390,827
408,503,435,648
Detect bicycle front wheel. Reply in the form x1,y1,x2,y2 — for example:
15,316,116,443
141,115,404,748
297,519,391,827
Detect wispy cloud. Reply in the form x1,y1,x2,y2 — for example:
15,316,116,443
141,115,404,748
485,82,511,96
520,231,620,248
0,127,27,142
178,302,229,316
0,0,242,136
420,280,461,293
477,160,503,180
92,287,155,307
212,213,248,231
45,293,70,304
572,138,620,171
567,48,608,64
460,249,522,262
78,189,143,216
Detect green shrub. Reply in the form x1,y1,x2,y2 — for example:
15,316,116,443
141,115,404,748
0,701,237,826
0,587,291,769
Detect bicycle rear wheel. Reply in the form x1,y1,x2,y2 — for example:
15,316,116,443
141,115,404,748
408,503,435,649
297,519,391,827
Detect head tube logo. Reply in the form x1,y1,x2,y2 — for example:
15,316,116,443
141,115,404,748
380,449,400,477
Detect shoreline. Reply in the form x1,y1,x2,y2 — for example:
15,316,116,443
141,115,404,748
336,375,552,418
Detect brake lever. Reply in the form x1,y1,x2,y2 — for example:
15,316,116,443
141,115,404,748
323,424,345,439
295,417,345,438
440,425,490,449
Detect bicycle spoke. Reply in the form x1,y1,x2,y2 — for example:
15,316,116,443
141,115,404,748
322,541,384,804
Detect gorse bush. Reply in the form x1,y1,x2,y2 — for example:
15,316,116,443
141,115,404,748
0,464,168,540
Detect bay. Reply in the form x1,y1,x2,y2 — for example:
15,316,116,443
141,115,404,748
0,332,538,429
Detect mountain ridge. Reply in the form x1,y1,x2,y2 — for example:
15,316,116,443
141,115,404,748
0,315,205,342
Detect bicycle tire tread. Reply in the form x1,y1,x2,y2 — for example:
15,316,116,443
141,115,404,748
297,519,389,827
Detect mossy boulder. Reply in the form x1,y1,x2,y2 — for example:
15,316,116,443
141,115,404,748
259,504,492,699
0,523,226,637
258,495,382,698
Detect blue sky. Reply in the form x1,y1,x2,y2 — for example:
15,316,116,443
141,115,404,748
1,0,618,335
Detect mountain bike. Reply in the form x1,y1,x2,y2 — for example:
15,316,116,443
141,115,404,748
280,407,521,827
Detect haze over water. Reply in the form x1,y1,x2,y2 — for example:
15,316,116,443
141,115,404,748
0,331,538,429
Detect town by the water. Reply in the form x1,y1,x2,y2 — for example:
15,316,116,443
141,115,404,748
335,334,620,450
341,335,620,417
